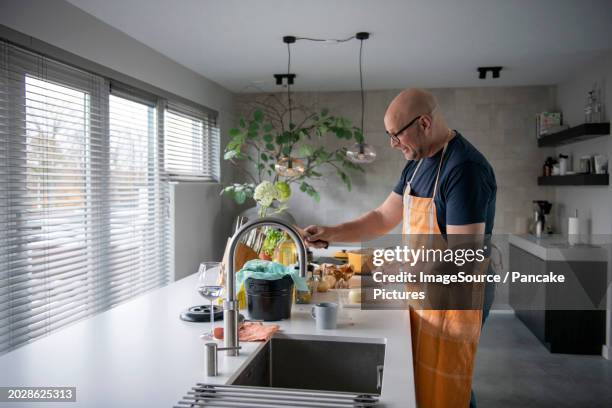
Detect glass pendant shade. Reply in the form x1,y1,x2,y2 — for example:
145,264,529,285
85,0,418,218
347,142,377,164
274,156,305,177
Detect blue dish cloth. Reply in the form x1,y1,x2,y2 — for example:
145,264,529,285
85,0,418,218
236,259,309,292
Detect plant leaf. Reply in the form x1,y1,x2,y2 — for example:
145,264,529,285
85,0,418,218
337,170,351,191
298,144,314,157
299,181,320,202
253,110,264,122
353,129,364,143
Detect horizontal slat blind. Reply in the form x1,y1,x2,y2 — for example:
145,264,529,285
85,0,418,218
107,92,169,307
164,101,219,181
0,41,170,355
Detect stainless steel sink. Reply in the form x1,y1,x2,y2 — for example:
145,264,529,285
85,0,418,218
229,334,386,395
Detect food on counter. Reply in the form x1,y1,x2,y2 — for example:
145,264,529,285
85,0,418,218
317,279,331,292
296,290,312,303
322,274,337,289
213,326,224,339
314,263,355,289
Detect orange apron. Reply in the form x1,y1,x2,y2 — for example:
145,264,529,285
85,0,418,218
403,145,485,408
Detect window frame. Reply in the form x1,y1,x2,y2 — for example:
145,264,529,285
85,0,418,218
163,101,220,182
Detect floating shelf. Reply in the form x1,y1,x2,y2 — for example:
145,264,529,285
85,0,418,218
537,174,609,186
537,123,610,147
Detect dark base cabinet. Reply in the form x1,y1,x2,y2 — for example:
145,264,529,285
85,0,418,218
509,245,606,355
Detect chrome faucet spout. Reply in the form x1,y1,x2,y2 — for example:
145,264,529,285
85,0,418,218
223,217,308,356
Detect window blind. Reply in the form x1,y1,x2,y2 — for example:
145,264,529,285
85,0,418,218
0,41,170,355
164,101,220,181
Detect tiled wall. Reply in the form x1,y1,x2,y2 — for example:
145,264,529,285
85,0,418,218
234,86,556,234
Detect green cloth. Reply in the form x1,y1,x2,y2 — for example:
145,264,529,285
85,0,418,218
236,259,308,292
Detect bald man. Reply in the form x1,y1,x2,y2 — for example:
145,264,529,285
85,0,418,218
302,88,496,408
303,88,496,242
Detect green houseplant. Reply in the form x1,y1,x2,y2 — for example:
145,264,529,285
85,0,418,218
221,95,365,216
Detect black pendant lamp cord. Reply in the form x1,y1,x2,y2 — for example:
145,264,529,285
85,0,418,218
359,38,365,153
287,42,292,131
295,35,355,43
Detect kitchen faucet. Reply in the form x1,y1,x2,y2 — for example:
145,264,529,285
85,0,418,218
223,217,308,356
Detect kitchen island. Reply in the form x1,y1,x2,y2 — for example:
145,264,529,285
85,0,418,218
0,272,416,407
508,234,608,354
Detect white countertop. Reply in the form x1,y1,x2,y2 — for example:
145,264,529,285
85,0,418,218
509,234,608,262
0,273,415,408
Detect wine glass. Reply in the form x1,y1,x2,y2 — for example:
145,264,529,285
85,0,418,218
196,262,223,340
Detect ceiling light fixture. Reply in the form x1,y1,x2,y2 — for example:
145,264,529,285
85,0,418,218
477,66,503,79
274,35,305,177
347,32,377,164
273,32,377,173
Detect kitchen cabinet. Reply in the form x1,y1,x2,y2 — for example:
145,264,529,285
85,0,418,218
509,244,606,354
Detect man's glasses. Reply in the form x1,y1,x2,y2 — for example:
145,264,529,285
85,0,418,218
386,106,437,144
386,115,421,145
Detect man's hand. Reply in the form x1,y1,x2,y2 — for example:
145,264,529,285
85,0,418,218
302,225,334,248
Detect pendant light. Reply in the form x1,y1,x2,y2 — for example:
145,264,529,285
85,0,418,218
347,32,377,164
275,35,305,177
274,156,305,177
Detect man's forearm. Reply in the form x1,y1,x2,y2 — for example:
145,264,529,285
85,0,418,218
328,210,391,243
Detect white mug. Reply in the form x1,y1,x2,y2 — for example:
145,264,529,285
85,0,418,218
311,302,338,330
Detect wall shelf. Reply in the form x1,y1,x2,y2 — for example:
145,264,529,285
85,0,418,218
537,123,610,147
537,174,609,186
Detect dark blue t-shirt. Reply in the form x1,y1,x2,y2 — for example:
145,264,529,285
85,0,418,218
393,132,496,235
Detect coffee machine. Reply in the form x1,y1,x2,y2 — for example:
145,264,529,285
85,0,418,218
532,200,552,237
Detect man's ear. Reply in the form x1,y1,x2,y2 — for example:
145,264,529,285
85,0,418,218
419,115,433,132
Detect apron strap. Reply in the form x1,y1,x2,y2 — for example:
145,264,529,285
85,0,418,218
431,143,449,201
408,159,424,185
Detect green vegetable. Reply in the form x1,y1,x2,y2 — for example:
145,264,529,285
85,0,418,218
262,229,286,256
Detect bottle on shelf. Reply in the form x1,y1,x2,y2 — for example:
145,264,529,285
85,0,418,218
584,90,594,123
593,86,603,123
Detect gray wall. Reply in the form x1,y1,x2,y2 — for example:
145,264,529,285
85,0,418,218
236,87,556,233
0,0,238,281
554,51,612,358
554,52,612,235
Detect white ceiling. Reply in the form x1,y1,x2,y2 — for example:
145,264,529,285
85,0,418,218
66,0,612,93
